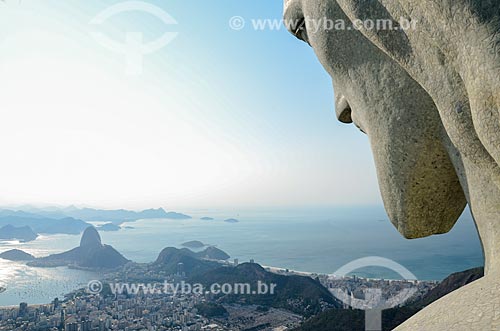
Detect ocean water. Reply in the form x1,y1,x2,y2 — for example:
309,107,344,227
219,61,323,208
0,235,101,306
0,206,483,306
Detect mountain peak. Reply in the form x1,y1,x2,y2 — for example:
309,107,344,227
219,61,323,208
79,226,102,248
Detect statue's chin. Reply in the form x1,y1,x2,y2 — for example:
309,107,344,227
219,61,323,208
370,133,467,239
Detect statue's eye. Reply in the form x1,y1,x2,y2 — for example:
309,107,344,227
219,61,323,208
293,19,310,46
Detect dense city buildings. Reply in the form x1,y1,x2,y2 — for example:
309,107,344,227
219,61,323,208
0,265,437,331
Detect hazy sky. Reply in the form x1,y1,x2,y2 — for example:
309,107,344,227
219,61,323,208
0,0,381,210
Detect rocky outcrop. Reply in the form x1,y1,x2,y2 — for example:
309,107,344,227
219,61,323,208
153,247,219,277
80,226,102,248
195,246,230,260
29,227,128,269
0,249,35,261
0,225,38,242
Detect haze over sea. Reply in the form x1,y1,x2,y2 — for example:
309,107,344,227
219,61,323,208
0,206,483,306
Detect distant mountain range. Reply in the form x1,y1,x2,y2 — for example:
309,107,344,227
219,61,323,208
12,207,192,224
0,214,89,235
0,207,193,236
27,227,129,269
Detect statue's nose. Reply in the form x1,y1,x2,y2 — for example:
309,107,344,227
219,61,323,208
336,95,353,124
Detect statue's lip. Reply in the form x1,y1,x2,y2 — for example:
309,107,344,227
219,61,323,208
336,95,353,123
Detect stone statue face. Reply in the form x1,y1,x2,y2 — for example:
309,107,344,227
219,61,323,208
283,1,500,328
284,0,466,238
334,0,500,182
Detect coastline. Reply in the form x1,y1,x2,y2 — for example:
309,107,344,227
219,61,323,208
262,264,440,283
0,259,445,310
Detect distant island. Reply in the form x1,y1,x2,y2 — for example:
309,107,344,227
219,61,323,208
200,217,214,221
28,226,129,270
224,218,239,223
96,223,121,232
0,225,38,242
0,249,35,261
181,240,206,249
163,212,192,220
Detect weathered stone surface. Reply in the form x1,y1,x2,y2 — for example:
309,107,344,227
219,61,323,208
394,277,500,331
284,0,500,329
284,0,466,237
